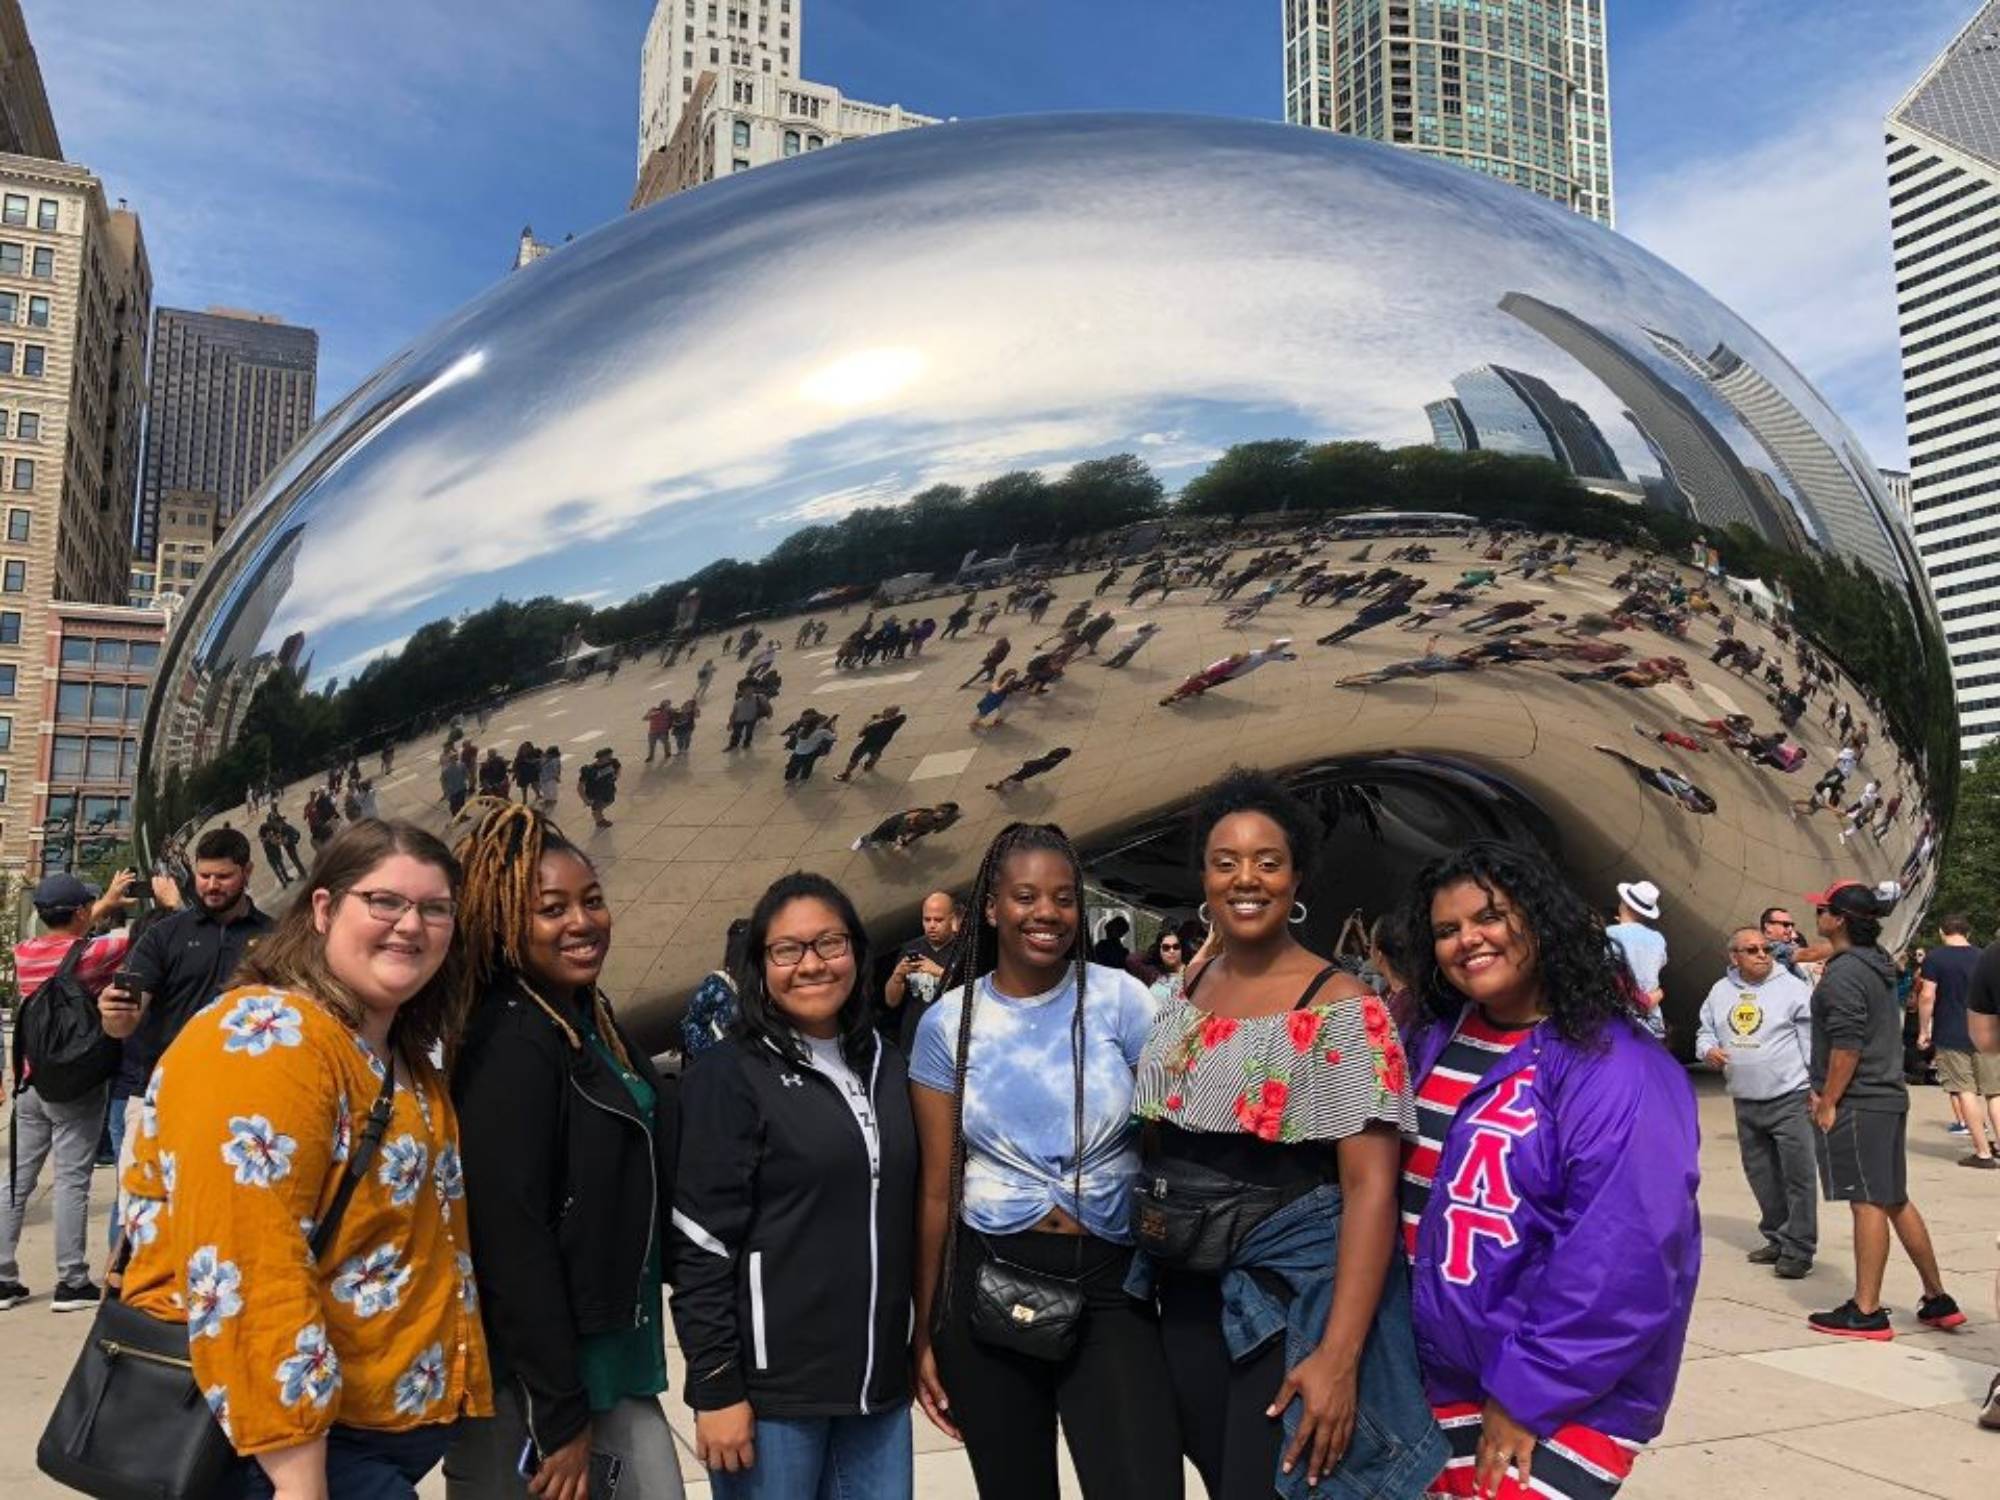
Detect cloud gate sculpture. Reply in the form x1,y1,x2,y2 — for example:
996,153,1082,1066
137,114,1954,1053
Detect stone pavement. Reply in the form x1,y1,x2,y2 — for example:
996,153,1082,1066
0,1074,1991,1497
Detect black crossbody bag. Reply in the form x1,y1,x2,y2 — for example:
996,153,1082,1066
1130,965,1339,1274
968,981,1088,1362
37,1062,398,1500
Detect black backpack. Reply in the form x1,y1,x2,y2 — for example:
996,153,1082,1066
11,938,119,1105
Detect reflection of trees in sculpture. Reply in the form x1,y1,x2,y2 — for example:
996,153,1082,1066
157,436,1949,838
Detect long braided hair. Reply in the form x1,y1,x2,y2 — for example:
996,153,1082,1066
932,821,1090,1328
450,799,634,1070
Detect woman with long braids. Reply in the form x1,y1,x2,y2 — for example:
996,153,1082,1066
909,822,1183,1499
669,872,918,1498
443,803,683,1500
1395,839,1700,1500
1129,770,1443,1499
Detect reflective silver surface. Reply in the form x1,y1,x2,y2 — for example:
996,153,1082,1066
141,115,1952,1048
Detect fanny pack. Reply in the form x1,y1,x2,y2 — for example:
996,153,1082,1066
1130,1153,1303,1274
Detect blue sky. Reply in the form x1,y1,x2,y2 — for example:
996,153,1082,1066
25,0,1986,469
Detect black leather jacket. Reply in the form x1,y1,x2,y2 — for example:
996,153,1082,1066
452,976,677,1454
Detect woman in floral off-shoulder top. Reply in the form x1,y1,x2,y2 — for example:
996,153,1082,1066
118,819,492,1499
1128,770,1441,1500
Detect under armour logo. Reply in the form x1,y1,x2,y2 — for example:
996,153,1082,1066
779,1074,803,1088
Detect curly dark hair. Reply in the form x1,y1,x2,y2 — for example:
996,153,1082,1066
1190,767,1322,877
1395,838,1638,1045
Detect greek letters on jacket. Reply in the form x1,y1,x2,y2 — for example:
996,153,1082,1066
1405,1012,1701,1444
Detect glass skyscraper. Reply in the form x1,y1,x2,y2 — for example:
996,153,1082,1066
1282,0,1613,226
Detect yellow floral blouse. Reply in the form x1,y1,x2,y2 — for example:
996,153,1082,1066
119,986,494,1457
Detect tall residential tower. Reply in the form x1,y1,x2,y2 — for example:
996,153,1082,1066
1283,0,1613,226
1887,0,2000,757
136,306,317,561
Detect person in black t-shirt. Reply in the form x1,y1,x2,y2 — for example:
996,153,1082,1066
1917,915,1998,1166
884,890,959,1055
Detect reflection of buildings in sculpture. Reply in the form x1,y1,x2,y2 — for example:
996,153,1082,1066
1643,330,1905,583
1880,468,1913,530
1885,1,2000,753
1500,293,1789,547
513,225,554,271
1425,365,1625,481
208,523,303,679
1283,0,1614,226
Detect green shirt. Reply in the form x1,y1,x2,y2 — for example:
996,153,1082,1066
574,1020,669,1412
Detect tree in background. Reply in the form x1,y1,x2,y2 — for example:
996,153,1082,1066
1932,742,2000,937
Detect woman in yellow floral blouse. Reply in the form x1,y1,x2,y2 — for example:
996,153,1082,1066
118,818,493,1498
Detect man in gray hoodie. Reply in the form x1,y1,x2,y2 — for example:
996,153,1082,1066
1697,927,1816,1277
1805,880,1964,1340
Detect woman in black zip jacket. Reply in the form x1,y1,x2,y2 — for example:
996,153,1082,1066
669,871,919,1499
442,804,685,1500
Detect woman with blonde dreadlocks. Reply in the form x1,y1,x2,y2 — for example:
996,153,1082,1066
909,822,1184,1499
442,803,684,1500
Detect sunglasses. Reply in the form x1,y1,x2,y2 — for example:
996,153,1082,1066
1730,944,1770,956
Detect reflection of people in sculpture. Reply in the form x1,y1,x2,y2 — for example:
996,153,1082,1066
1333,635,1479,687
1316,594,1413,646
1159,639,1298,704
1593,745,1718,815
1221,581,1281,628
834,705,909,781
1459,598,1539,633
1631,720,1708,753
960,636,1011,689
1559,654,1690,690
969,670,1023,729
987,746,1073,793
852,801,961,852
1102,621,1161,668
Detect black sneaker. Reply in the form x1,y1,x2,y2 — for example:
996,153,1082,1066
1958,1154,1999,1170
1774,1257,1813,1280
1746,1244,1783,1265
0,1280,28,1310
1809,1299,1893,1341
1919,1291,1967,1330
50,1279,100,1313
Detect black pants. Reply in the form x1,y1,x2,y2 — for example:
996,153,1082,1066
933,1229,1183,1500
1158,1269,1287,1500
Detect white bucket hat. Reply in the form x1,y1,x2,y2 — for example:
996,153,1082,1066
1616,879,1662,921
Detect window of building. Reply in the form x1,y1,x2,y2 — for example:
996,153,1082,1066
27,295,47,328
783,129,800,156
733,157,750,172
129,640,159,670
733,119,751,149
50,733,83,777
2,195,25,227
31,246,51,279
126,684,147,720
19,411,38,440
710,45,718,62
0,292,15,325
0,716,12,752
22,344,42,377
12,459,31,491
2,664,24,697
6,509,26,542
35,198,55,231
89,682,124,720
59,636,90,665
0,243,19,275
806,134,822,150
94,639,130,668
0,610,17,645
85,735,123,779
0,341,14,375
1,560,21,592
180,560,200,579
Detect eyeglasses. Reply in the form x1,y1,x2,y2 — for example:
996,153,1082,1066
1159,940,1182,951
1730,944,1770,955
350,889,458,926
766,933,852,967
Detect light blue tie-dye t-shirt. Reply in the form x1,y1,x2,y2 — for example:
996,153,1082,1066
910,962,1159,1242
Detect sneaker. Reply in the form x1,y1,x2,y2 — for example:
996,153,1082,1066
1959,1154,1999,1170
1746,1244,1783,1265
1809,1300,1893,1341
49,1279,100,1313
1774,1257,1814,1280
1980,1373,2000,1432
1948,1122,1972,1136
0,1280,28,1310
1919,1292,1967,1330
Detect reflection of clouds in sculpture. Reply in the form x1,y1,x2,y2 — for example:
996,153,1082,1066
218,115,1891,676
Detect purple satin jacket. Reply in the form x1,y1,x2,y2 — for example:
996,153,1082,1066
1405,1009,1701,1442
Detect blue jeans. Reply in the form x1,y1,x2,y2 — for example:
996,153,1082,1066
103,1095,129,1249
709,1405,912,1500
230,1423,458,1498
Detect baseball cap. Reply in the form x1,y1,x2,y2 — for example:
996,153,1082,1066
1804,880,1882,917
32,872,94,910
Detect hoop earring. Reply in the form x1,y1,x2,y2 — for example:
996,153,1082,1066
1290,902,1309,925
1198,903,1212,928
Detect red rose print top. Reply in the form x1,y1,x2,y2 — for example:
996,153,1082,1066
1133,975,1416,1144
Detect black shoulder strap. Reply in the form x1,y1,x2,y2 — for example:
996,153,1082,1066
1294,963,1342,1011
30,934,91,1002
309,1061,397,1262
1182,958,1213,999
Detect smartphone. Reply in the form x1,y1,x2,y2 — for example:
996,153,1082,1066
108,970,145,1004
516,1438,539,1479
515,1442,623,1498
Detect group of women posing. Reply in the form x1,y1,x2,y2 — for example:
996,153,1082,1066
108,767,1699,1500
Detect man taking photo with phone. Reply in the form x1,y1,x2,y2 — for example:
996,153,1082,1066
96,828,273,1231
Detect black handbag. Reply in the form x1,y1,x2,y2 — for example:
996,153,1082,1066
1130,1152,1297,1274
37,1062,398,1499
